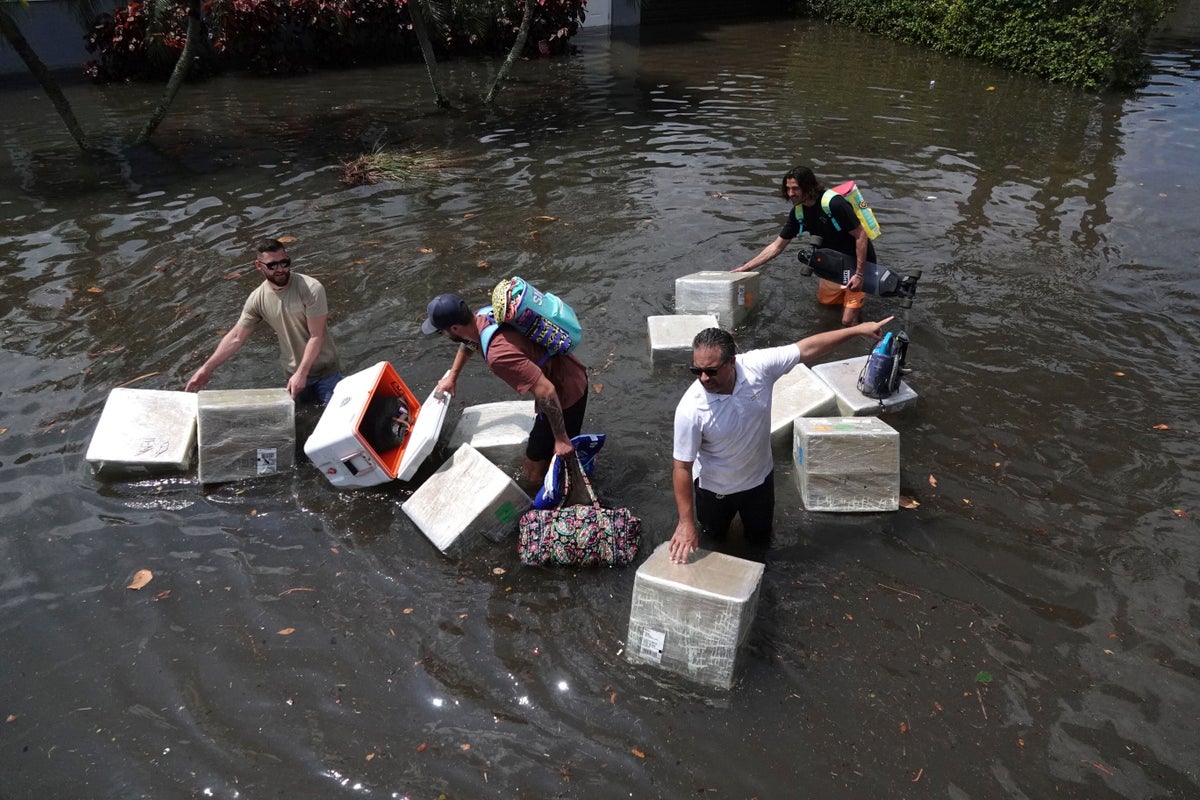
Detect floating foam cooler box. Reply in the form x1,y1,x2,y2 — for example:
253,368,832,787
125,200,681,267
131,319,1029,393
674,271,760,329
197,388,294,484
811,355,918,416
647,314,719,365
303,361,446,488
626,543,765,689
401,443,531,555
770,364,838,450
446,400,536,467
86,388,198,474
793,417,899,512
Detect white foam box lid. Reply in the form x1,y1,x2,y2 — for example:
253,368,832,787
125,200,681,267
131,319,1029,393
446,400,535,457
85,388,198,471
647,314,719,364
674,271,760,328
197,387,295,484
792,417,899,512
304,362,440,488
626,543,766,689
401,443,531,554
811,355,918,416
769,363,838,448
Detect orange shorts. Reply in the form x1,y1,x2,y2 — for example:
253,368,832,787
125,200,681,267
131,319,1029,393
817,278,866,309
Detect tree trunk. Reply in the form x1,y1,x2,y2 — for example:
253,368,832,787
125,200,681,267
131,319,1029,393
134,0,202,145
408,0,451,109
0,7,90,152
484,0,534,105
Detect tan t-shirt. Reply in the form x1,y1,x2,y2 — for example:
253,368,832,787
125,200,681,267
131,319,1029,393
238,273,340,379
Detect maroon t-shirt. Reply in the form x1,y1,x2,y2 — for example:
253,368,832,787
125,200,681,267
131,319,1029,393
473,316,588,408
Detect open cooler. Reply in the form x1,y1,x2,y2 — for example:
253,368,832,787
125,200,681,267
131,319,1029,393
304,361,447,488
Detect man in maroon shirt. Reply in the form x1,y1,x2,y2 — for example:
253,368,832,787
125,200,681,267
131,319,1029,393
422,293,588,484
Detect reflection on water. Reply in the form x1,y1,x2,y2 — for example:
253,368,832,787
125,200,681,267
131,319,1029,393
2,18,1199,799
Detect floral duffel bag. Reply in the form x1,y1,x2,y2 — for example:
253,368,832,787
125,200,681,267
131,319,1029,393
517,469,640,567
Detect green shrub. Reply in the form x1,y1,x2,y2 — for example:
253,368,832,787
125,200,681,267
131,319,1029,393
797,0,1176,90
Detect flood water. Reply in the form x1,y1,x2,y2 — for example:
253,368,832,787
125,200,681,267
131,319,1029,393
2,14,1199,799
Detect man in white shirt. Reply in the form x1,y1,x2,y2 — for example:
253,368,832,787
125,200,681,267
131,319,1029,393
669,318,892,564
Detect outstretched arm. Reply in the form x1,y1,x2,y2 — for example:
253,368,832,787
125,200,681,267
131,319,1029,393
185,324,254,392
435,343,474,399
732,235,790,273
669,459,699,564
286,314,329,398
795,316,894,363
530,373,574,458
844,226,871,292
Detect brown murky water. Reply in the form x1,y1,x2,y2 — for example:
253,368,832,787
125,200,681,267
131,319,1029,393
2,14,1198,799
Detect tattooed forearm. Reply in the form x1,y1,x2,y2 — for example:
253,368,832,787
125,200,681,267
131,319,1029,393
535,392,568,439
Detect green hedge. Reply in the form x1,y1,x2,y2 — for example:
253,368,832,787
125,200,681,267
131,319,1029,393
798,0,1177,90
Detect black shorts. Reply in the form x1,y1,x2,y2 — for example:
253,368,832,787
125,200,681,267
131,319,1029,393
525,392,588,463
694,471,775,545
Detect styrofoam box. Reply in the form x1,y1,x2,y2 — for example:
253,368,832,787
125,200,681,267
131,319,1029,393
648,314,719,365
811,355,918,416
446,400,535,467
304,361,441,488
626,543,765,689
401,443,531,555
85,388,198,473
793,417,899,512
197,388,294,484
674,271,761,329
769,364,838,450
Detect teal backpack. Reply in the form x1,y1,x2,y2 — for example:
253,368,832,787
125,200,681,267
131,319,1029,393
479,276,582,364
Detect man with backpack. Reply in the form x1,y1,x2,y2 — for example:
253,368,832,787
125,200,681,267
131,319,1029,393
422,293,587,484
669,317,893,565
733,165,877,326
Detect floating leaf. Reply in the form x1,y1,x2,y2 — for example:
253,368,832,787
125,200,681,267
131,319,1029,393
592,383,604,394
416,742,427,752
528,215,557,222
5,714,15,723
1173,509,1190,519
459,743,471,751
631,747,646,759
492,567,506,575
277,235,295,243
974,670,993,683
1152,424,1170,430
403,608,414,614
153,590,171,601
900,721,908,733
1114,371,1125,377
928,474,938,488
420,247,433,254
87,286,103,294
277,627,296,636
899,495,920,509
126,569,153,590
476,259,491,270
0,428,7,436
986,86,996,91
365,752,375,761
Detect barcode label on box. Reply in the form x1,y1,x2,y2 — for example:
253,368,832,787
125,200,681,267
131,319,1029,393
639,629,666,663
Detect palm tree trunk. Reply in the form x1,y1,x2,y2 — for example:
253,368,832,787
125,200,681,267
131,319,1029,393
484,0,533,105
0,7,90,152
134,0,202,145
408,0,451,109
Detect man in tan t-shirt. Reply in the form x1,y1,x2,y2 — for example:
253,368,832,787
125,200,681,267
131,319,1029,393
185,239,342,404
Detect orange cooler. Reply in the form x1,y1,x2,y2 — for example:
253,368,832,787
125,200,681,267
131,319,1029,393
304,361,444,488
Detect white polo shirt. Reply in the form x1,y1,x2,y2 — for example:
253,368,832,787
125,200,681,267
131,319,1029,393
673,344,802,494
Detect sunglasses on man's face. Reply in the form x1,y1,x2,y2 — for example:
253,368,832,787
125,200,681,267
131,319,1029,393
688,362,727,378
258,257,291,271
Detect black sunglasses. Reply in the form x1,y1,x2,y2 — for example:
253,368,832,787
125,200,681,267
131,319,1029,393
258,257,291,271
688,361,727,378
